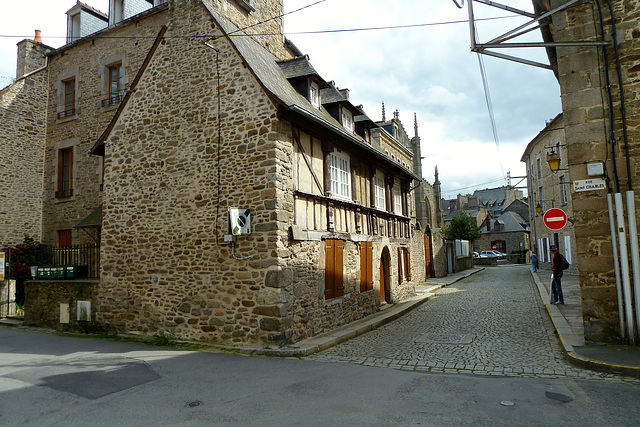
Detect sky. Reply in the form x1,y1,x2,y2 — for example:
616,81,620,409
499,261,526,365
0,0,562,200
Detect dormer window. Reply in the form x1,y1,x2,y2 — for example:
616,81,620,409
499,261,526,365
68,12,81,43
342,109,353,132
309,82,319,108
110,0,124,25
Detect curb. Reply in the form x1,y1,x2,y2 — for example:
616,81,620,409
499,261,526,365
529,269,640,378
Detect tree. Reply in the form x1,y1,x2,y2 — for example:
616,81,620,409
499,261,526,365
444,212,481,242
3,236,48,306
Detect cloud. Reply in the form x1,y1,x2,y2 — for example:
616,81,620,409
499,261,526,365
1,0,559,200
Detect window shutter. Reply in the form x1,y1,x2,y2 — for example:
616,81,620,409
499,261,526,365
325,240,335,299
366,243,373,290
360,243,367,292
398,247,402,285
406,248,411,282
360,242,373,292
325,239,344,299
335,240,344,297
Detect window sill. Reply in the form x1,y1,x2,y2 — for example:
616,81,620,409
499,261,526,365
56,113,79,124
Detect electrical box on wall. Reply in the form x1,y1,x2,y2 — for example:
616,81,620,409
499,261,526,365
587,162,605,177
229,208,251,235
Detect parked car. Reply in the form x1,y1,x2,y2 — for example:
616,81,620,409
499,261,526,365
490,250,507,259
473,251,480,258
480,250,498,258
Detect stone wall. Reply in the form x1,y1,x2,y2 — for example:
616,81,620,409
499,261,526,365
205,0,292,60
97,1,287,344
40,8,169,246
0,70,48,247
23,280,99,331
552,0,640,341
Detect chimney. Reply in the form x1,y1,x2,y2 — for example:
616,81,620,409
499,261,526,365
35,30,42,43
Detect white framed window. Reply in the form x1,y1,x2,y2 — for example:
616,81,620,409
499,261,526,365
560,175,568,204
374,172,385,210
342,108,354,132
536,156,542,179
393,181,402,215
309,82,319,108
330,151,351,200
68,12,81,43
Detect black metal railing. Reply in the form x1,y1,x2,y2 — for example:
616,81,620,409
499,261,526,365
33,244,100,279
55,188,74,198
57,108,76,119
101,93,123,107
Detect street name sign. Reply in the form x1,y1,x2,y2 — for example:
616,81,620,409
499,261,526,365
573,178,606,192
543,208,568,230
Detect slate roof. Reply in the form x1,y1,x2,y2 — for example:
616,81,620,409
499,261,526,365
202,4,419,180
320,83,347,104
277,55,320,80
481,211,529,234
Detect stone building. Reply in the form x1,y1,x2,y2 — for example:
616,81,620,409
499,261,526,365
0,34,52,247
3,0,439,346
475,211,530,259
538,0,640,342
521,113,578,275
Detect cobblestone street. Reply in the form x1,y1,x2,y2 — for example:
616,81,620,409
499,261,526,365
310,265,640,383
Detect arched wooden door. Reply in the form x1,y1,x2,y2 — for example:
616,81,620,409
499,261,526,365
379,247,391,303
424,228,433,278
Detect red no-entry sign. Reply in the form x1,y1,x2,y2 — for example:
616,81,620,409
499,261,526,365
543,208,568,230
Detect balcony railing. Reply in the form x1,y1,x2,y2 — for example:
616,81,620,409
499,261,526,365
57,108,76,119
101,93,123,107
55,188,74,198
33,244,100,279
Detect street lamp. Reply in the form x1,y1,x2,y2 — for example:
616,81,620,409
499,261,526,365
535,200,555,214
546,148,569,173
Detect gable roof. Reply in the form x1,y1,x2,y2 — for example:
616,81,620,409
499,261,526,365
92,1,419,181
481,211,529,233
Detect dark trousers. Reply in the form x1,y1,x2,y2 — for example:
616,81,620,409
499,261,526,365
552,271,564,303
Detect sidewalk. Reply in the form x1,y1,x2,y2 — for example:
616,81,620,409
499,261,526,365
530,269,640,378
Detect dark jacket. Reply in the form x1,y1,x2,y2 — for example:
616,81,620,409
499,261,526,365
552,252,562,276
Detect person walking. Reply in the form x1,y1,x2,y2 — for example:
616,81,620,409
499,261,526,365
530,251,538,272
550,245,564,305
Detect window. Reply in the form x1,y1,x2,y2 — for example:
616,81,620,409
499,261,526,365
560,175,568,204
398,247,411,284
309,82,319,108
393,181,402,215
360,242,373,292
536,157,542,179
57,147,73,198
110,0,124,25
60,78,75,118
325,239,344,299
58,229,72,248
330,152,351,200
105,63,122,106
68,13,81,43
374,173,385,210
341,108,353,132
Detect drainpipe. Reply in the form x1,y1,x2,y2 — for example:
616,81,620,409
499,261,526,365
626,191,640,338
615,193,634,343
608,193,624,339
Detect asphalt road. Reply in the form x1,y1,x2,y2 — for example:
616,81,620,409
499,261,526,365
1,265,640,426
